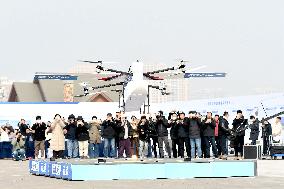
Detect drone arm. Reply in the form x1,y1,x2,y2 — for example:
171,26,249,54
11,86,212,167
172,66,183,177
91,82,124,90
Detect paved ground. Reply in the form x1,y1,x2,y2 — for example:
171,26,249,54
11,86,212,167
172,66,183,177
0,160,284,189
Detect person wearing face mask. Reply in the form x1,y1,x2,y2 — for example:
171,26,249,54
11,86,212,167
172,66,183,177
188,111,202,159
50,114,66,160
31,116,47,159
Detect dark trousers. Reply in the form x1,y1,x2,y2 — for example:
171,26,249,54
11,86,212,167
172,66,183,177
263,136,270,155
178,137,190,158
53,150,64,159
219,135,228,155
171,138,179,158
118,138,131,158
150,137,158,158
158,136,171,158
251,140,256,145
234,135,244,157
215,136,222,156
204,136,218,158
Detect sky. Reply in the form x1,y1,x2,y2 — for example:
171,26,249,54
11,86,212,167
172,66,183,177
0,0,283,96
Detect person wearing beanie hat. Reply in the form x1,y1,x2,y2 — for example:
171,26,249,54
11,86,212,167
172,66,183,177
31,115,47,159
63,114,79,158
76,116,90,159
50,114,66,160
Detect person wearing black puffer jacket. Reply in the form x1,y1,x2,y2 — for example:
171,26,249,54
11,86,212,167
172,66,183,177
76,116,90,159
187,111,202,158
101,113,117,158
155,111,171,158
202,112,218,158
169,112,179,158
64,114,79,158
176,112,190,158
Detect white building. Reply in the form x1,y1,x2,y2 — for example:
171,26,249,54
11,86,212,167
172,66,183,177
0,77,13,102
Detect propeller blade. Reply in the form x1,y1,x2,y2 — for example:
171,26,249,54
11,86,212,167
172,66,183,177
185,65,207,73
79,60,102,64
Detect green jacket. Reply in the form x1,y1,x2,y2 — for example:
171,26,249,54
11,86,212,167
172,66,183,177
11,138,25,152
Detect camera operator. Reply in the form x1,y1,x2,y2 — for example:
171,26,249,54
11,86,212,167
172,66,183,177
11,132,26,161
138,116,150,159
88,116,102,158
218,112,230,159
176,112,190,158
18,119,28,137
261,121,272,155
202,112,218,158
101,113,117,158
75,116,90,159
249,115,260,145
50,114,66,160
64,114,79,158
31,116,47,159
188,111,202,159
155,111,171,158
232,110,247,160
148,114,158,158
117,113,132,158
169,112,179,158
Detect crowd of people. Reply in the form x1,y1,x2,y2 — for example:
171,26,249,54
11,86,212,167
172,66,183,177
0,109,283,161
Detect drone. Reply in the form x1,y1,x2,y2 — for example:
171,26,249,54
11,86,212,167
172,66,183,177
76,59,226,112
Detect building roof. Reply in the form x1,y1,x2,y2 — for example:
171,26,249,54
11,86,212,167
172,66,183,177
9,82,43,102
8,73,122,102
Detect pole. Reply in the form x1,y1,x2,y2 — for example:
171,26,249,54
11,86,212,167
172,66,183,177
147,85,150,114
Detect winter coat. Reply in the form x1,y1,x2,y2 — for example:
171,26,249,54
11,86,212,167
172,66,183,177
11,137,25,152
155,117,169,137
202,118,216,137
19,123,28,136
169,121,178,140
219,117,230,136
232,117,247,137
117,120,132,139
50,119,65,151
249,119,260,141
64,123,77,140
138,120,150,142
177,119,189,138
187,118,202,139
76,122,90,141
32,122,47,141
148,120,158,138
101,120,117,139
89,121,101,144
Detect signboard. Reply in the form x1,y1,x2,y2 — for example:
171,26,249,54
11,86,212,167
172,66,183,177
29,160,72,180
184,73,226,78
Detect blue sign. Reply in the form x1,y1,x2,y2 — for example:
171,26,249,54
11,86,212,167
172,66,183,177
34,75,78,80
29,160,72,180
184,73,226,78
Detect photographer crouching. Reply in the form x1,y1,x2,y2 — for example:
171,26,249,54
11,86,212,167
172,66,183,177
11,132,26,161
